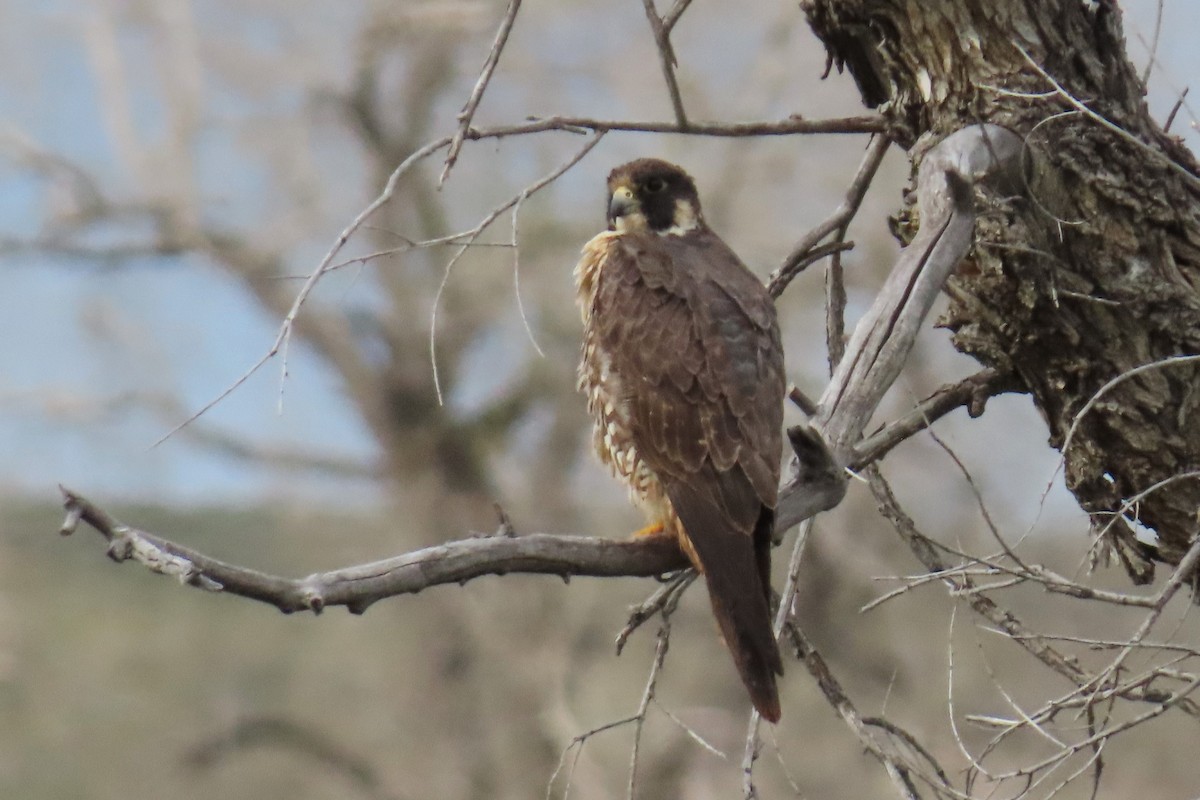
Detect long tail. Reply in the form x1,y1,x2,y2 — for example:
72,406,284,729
704,568,782,722
667,486,783,722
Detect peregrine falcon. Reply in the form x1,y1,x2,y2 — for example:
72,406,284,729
575,158,786,721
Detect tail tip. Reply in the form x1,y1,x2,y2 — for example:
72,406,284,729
750,679,781,723
756,693,781,723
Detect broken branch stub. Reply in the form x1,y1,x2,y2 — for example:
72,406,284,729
777,124,1024,532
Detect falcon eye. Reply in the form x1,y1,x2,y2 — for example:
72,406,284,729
643,176,668,193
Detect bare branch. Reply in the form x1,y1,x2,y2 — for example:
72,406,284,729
430,132,606,402
440,0,523,184
628,618,672,800
548,715,642,800
615,570,696,655
781,622,939,799
58,488,687,615
1138,0,1165,88
866,466,1200,729
866,468,1086,684
776,124,1023,533
816,125,1023,457
660,0,694,34
549,593,687,800
851,369,1017,469
768,133,891,298
480,114,886,137
640,0,688,126
766,239,856,299
1164,87,1188,134
995,671,1200,781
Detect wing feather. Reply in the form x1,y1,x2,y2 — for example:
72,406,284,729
592,230,785,518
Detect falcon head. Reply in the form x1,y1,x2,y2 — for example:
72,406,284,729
606,158,704,235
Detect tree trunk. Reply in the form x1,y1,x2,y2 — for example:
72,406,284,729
803,0,1200,580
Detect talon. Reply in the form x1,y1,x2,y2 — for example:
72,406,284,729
632,521,666,538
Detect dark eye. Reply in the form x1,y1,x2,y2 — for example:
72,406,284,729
644,176,667,193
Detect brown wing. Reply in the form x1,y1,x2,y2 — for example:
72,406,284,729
592,227,786,718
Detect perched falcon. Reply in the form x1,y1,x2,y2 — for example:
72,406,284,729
575,158,786,722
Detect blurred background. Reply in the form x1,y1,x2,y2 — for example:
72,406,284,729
2,1,1200,798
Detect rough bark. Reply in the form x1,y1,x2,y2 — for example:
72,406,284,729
803,0,1200,581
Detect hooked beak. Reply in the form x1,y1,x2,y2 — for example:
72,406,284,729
607,185,637,224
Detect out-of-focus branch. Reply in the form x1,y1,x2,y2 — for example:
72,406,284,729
186,716,408,800
0,237,183,262
58,488,688,615
7,388,380,479
169,416,382,480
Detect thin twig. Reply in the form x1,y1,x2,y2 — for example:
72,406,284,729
429,132,605,403
1030,353,1200,546
154,135,450,445
494,114,885,137
616,571,696,655
1139,0,1165,88
768,134,891,298
742,518,816,798
440,0,523,185
151,112,882,440
1016,42,1200,191
628,619,672,799
767,239,855,299
866,468,1090,687
994,671,1200,780
547,714,642,800
1061,354,1200,463
640,0,688,126
1164,87,1188,134
660,0,694,34
1077,535,1200,706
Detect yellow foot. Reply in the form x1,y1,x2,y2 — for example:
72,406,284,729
632,521,666,538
